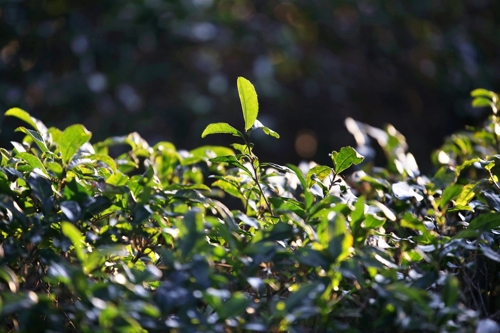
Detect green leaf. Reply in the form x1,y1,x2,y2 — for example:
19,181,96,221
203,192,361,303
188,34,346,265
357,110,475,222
237,77,259,131
269,197,306,219
472,97,495,108
306,165,332,188
455,183,476,206
468,213,500,231
59,124,92,165
61,222,86,263
471,88,498,100
16,152,49,177
106,171,129,186
251,119,280,138
176,209,204,257
184,145,235,165
331,146,364,174
15,127,49,153
364,214,386,228
201,122,243,138
5,107,47,135
262,126,280,138
88,154,117,172
440,184,463,209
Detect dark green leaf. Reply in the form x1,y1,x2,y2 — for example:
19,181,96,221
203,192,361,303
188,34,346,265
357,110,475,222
26,173,53,214
468,213,500,231
60,201,81,222
217,292,249,320
483,190,500,212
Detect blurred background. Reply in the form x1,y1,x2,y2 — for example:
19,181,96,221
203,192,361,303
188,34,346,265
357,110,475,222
1,0,499,172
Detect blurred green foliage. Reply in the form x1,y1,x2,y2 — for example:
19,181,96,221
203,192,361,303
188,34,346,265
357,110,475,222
1,0,499,170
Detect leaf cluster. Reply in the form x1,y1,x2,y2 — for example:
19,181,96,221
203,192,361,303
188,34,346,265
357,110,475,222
0,82,500,333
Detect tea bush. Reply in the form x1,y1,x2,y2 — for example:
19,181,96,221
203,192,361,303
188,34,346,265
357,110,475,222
1,78,500,332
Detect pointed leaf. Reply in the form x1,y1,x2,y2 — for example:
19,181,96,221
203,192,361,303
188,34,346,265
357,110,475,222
5,108,47,135
15,127,49,153
60,124,92,164
331,146,364,174
16,152,49,177
252,119,280,138
237,77,259,131
201,122,243,138
471,88,498,100
440,184,463,209
472,97,495,108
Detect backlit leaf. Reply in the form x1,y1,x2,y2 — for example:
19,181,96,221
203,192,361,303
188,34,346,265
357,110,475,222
237,77,259,131
62,222,86,263
60,124,92,164
5,108,48,135
15,127,49,153
331,146,364,174
16,152,49,177
201,122,242,138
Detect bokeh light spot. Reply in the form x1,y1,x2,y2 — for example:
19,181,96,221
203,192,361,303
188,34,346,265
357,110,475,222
295,129,317,159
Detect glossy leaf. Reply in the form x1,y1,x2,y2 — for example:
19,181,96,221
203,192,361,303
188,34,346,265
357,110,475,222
15,127,49,153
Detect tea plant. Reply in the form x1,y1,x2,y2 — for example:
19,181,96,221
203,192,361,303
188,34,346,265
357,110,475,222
0,78,499,332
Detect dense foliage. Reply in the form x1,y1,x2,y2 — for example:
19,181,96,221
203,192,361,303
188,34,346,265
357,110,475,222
2,78,500,332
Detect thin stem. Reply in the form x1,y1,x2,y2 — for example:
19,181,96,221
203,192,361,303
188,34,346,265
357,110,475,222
487,168,500,193
250,156,274,217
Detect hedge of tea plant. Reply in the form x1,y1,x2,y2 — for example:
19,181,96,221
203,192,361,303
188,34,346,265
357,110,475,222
1,78,500,333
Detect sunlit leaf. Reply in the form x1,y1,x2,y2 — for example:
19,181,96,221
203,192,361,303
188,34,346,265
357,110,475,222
59,124,92,164
62,222,86,263
330,146,364,174
201,122,243,138
15,127,49,153
306,165,332,188
16,152,49,177
237,77,259,131
5,108,48,135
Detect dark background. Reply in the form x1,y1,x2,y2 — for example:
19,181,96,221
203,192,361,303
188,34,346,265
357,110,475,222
1,0,499,172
